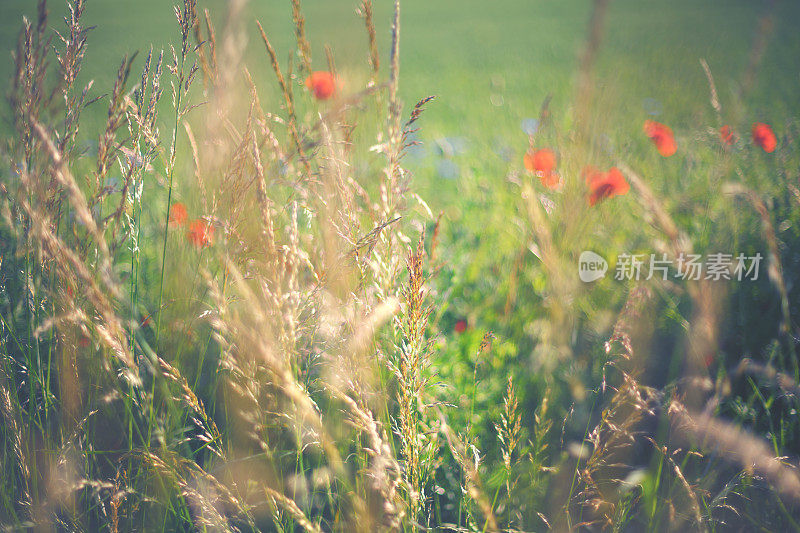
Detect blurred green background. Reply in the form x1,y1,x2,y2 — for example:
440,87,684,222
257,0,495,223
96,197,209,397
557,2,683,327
1,0,798,231
1,0,798,154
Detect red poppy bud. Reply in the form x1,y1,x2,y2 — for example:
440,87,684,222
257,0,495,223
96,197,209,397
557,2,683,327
752,122,776,153
719,125,736,146
644,120,677,157
524,149,560,189
586,166,630,206
169,202,188,227
305,71,336,100
187,219,215,248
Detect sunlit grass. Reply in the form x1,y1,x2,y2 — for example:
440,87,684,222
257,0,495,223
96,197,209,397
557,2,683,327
1,0,800,531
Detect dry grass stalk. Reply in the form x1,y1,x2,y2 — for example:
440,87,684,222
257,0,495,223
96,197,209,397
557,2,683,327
358,0,380,79
291,0,313,75
0,0,440,529
498,376,522,498
574,0,610,141
382,0,403,218
735,358,800,397
496,375,523,527
395,234,437,524
724,183,792,338
440,416,499,533
16,166,134,372
646,438,705,531
573,373,654,529
619,164,720,406
256,20,310,177
54,0,90,155
0,376,32,517
669,401,800,503
700,59,722,120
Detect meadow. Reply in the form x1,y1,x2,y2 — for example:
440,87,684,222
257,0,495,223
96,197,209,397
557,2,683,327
1,0,800,531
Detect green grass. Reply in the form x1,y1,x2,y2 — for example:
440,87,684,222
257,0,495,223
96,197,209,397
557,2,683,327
3,0,797,147
3,0,800,530
2,1,796,240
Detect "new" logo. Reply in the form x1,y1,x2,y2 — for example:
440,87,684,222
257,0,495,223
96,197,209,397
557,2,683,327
579,251,608,282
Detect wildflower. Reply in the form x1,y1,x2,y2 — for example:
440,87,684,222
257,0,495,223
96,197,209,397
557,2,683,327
187,219,214,248
524,148,560,189
719,125,736,145
539,171,561,189
169,202,188,227
454,319,467,334
752,122,776,153
643,120,676,157
585,166,630,206
305,71,336,100
521,118,539,135
524,148,556,174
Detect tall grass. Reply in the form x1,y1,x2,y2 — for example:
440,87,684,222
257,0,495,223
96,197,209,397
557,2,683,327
1,0,800,531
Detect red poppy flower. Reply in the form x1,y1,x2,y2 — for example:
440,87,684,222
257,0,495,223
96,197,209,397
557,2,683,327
305,71,336,100
524,148,560,189
752,122,776,153
585,166,630,206
643,120,677,157
719,125,736,146
454,319,467,334
187,219,215,248
524,148,556,174
539,171,561,189
169,202,188,227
